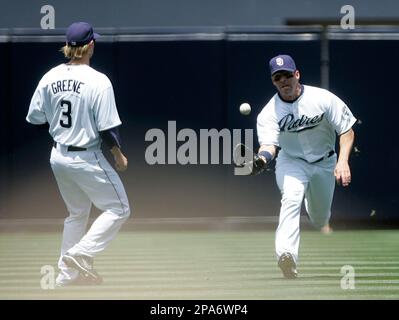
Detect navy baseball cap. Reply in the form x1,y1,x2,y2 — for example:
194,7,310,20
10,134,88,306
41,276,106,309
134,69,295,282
66,22,100,47
269,54,297,75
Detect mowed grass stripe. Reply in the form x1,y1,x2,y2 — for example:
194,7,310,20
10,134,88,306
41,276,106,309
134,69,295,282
1,258,399,267
2,267,399,277
2,281,399,292
1,286,399,300
1,284,399,299
1,264,398,274
1,230,399,299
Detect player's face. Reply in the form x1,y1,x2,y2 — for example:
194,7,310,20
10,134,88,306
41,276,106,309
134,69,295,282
271,70,300,99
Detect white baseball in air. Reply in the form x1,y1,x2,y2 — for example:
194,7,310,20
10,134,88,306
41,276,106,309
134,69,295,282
239,102,251,115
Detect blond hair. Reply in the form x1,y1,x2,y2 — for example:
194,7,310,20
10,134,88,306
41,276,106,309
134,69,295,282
60,43,91,59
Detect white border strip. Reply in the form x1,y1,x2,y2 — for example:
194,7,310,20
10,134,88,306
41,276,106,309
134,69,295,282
4,35,64,43
227,33,319,41
0,33,320,43
0,35,10,42
2,32,398,43
328,33,399,40
116,33,226,41
1,33,227,43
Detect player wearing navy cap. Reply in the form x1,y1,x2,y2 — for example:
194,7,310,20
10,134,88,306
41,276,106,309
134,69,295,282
26,22,131,286
254,54,356,278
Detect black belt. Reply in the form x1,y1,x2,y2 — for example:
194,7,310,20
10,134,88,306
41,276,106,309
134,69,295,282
53,142,87,151
312,150,335,163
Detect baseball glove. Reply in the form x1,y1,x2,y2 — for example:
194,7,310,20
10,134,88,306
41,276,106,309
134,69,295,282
233,143,268,176
250,154,267,175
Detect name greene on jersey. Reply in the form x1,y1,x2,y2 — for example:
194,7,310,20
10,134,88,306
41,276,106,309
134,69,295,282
51,79,85,95
278,113,324,132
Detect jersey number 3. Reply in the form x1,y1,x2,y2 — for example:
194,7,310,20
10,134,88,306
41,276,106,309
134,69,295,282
60,99,72,128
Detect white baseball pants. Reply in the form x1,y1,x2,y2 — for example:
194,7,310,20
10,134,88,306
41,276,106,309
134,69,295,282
274,152,336,264
50,145,130,282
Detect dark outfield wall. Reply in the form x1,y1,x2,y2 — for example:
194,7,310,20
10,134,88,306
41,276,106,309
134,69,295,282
0,32,398,222
1,0,398,28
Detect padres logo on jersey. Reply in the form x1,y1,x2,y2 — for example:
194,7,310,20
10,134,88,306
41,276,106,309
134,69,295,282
278,113,324,132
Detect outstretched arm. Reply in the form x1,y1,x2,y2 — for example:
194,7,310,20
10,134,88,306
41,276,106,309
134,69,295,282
335,128,355,187
241,144,277,176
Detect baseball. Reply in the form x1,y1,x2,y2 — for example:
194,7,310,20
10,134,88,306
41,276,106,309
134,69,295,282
239,102,251,115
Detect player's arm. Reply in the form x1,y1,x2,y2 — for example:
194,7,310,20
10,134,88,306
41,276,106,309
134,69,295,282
258,144,277,164
245,144,277,176
94,79,128,172
111,146,128,172
26,87,47,125
100,127,128,172
334,128,355,187
256,105,279,171
325,93,357,187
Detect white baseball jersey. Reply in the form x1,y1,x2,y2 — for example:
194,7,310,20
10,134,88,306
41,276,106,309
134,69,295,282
257,85,357,162
26,63,130,285
26,64,121,148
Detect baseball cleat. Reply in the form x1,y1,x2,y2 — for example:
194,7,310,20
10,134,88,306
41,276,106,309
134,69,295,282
62,253,102,284
278,252,298,279
56,273,103,287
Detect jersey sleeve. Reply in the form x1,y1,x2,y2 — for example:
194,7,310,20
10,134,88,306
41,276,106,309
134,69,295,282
26,86,47,125
93,84,122,131
99,127,122,149
257,105,280,147
326,92,357,135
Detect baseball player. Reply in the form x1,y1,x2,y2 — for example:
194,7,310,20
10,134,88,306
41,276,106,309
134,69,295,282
253,54,356,278
26,22,131,286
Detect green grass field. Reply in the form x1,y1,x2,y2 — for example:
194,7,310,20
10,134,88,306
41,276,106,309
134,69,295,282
0,230,399,299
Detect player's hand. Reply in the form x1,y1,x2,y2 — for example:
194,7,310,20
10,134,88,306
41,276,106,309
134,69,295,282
114,153,128,172
334,160,351,187
250,154,267,176
111,147,128,172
